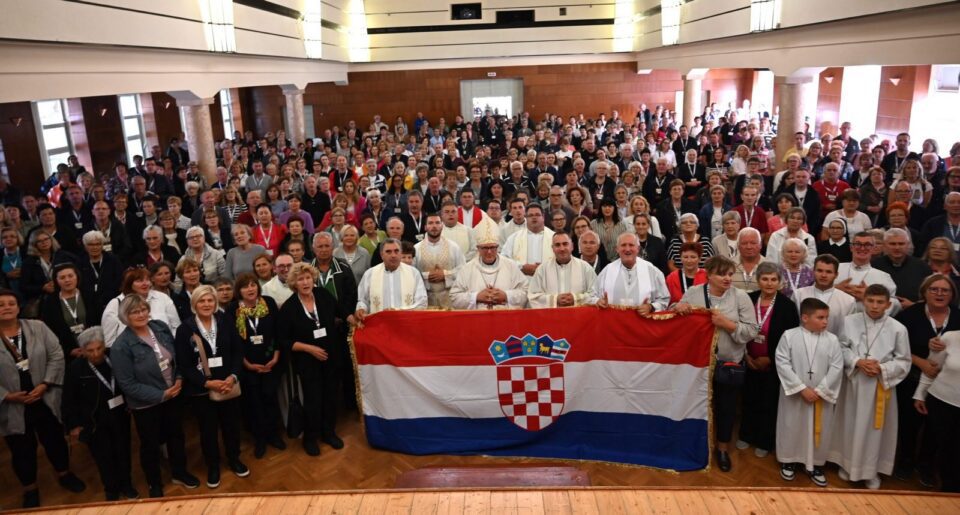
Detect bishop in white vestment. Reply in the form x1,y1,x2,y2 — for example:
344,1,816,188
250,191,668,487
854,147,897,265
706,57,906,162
828,310,911,484
528,233,597,308
450,217,528,310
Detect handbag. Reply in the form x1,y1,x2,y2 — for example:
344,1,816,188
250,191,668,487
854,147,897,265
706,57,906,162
193,335,241,402
703,285,747,386
285,361,304,438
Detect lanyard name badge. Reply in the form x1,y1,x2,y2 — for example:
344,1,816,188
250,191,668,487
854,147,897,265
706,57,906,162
147,331,171,373
248,315,264,345
89,358,124,409
198,320,222,368
305,303,327,339
2,328,28,372
62,293,84,335
948,224,960,252
755,296,776,343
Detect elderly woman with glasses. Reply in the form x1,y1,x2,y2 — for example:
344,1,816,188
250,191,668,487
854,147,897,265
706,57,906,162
180,226,226,284
111,294,198,497
21,229,74,307
62,326,138,501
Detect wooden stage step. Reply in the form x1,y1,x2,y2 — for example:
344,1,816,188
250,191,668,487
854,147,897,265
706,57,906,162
18,487,960,514
394,465,591,488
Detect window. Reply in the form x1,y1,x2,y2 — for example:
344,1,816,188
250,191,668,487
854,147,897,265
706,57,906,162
661,0,682,46
219,89,235,138
750,0,781,32
301,2,322,59
118,94,147,165
0,138,8,180
198,0,236,52
32,99,74,176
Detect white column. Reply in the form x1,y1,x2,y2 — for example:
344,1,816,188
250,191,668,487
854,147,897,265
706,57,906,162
280,84,306,145
177,97,217,185
774,76,816,163
681,68,708,128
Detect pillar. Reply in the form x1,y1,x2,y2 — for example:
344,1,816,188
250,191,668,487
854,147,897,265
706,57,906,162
682,68,708,128
177,97,217,185
280,84,306,145
774,75,816,162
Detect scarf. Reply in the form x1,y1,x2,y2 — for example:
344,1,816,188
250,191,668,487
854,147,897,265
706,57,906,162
235,297,270,346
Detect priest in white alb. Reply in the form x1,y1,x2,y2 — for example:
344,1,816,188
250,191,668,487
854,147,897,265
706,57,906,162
414,213,465,308
440,200,477,261
592,232,670,314
501,203,554,279
795,254,856,336
355,238,427,322
828,284,911,489
450,217,528,310
527,232,597,308
836,232,900,314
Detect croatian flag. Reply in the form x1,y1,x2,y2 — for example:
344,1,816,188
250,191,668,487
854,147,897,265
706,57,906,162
353,307,715,471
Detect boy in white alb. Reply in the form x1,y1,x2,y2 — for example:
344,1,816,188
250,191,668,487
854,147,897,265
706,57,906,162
829,284,911,489
775,298,844,487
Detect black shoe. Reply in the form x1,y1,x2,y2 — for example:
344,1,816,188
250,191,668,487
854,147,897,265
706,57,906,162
22,489,40,508
148,484,164,498
122,485,140,499
268,435,287,450
58,472,86,493
303,438,320,456
171,471,200,489
255,441,267,459
322,433,344,450
716,450,732,472
105,491,120,501
809,466,828,487
919,470,937,488
206,468,221,489
780,463,796,481
893,466,913,481
229,460,250,478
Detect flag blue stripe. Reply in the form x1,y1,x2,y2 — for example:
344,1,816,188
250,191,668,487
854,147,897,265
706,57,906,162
364,411,709,471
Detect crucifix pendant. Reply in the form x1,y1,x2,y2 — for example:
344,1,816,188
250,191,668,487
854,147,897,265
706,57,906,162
807,370,814,379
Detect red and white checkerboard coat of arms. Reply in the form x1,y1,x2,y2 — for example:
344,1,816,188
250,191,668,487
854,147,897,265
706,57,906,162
489,334,571,431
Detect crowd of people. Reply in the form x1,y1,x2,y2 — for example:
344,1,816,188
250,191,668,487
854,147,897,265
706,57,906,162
1,104,960,509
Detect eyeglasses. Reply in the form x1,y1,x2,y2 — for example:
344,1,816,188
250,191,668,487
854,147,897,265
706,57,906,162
851,242,874,248
928,287,952,295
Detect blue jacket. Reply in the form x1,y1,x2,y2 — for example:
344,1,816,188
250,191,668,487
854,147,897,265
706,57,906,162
110,320,179,410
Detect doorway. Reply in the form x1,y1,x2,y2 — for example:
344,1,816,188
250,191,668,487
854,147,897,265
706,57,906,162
460,79,524,120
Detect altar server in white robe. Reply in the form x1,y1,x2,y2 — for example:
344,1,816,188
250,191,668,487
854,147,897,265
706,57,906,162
528,232,597,308
829,284,911,489
440,201,477,262
592,232,670,315
414,213,465,308
355,238,427,321
795,254,856,337
450,217,528,310
501,203,555,279
775,298,844,487
836,232,900,315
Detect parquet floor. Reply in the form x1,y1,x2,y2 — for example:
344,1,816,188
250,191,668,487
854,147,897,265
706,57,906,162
0,411,945,511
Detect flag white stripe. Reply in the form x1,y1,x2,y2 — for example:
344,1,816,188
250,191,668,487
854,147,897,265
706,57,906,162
360,360,708,422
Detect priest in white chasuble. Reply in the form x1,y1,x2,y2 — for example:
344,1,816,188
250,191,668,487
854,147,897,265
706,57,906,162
528,232,597,308
355,238,427,321
501,203,555,280
592,232,670,314
775,298,844,486
414,213,465,308
828,285,911,489
450,217,528,310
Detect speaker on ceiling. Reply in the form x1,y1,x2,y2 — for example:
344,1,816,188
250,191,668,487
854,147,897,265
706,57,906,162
451,3,482,20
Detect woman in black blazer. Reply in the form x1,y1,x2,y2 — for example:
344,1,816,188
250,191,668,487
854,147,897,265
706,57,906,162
41,263,102,362
740,262,800,456
21,230,74,308
277,262,343,457
231,273,285,458
173,285,247,489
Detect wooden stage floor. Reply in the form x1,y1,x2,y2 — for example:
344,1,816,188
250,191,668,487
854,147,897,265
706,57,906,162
0,412,954,511
23,488,960,514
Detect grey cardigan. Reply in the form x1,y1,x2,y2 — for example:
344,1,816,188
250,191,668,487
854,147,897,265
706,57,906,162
0,320,65,436
680,284,759,362
110,320,180,410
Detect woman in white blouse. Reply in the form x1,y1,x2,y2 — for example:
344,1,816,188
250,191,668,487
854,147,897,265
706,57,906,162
101,267,180,347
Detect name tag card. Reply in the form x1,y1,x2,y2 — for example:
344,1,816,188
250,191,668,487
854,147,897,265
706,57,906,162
70,324,84,335
207,357,223,368
250,335,264,345
158,358,170,372
16,359,29,372
313,328,327,339
107,395,124,409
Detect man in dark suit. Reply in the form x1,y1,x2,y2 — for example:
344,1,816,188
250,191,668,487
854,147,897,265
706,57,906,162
671,125,698,159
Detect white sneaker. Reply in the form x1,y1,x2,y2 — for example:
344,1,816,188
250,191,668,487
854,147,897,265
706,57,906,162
838,468,850,481
865,477,881,490
754,448,769,458
735,440,750,450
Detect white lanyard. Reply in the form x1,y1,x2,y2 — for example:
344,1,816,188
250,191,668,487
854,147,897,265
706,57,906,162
948,224,960,243
756,296,776,329
88,358,115,394
743,207,754,227
303,301,320,328
411,214,423,234
5,250,19,269
927,305,950,337
197,317,217,355
89,260,102,282
61,292,80,322
146,330,163,359
259,224,274,246
248,316,259,334
318,269,334,287
40,258,53,280
785,268,802,294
